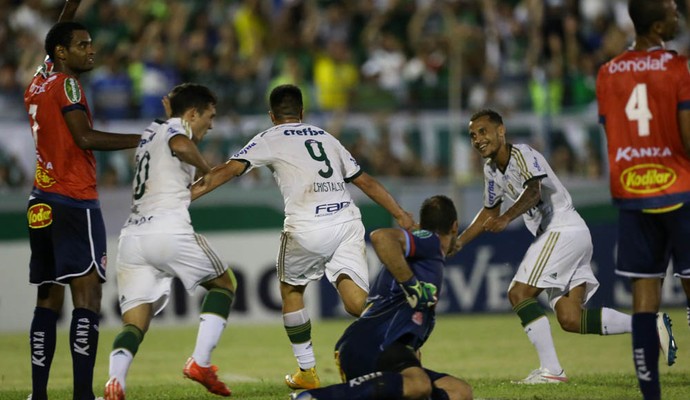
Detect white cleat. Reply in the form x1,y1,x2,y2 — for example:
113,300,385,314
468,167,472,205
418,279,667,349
514,367,568,384
656,312,678,366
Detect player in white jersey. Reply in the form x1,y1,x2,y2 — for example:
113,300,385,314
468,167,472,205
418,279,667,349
455,109,645,384
104,84,237,400
192,84,415,390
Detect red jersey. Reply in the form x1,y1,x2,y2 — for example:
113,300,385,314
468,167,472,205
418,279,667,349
24,62,97,200
596,48,690,209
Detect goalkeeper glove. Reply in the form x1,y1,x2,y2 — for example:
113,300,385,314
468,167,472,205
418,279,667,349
399,277,438,310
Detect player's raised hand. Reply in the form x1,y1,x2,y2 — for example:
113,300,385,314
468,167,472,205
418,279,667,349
399,277,438,310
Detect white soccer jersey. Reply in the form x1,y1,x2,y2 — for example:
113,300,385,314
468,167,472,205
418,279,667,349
121,118,195,235
483,143,586,235
231,122,362,232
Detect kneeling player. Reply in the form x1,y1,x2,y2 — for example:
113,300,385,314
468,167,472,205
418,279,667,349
292,195,473,400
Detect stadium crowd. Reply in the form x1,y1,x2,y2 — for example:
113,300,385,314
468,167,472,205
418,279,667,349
2,0,690,188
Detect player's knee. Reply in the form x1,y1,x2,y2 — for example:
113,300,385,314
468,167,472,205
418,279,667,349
343,298,365,317
556,311,580,333
204,269,237,293
507,287,530,307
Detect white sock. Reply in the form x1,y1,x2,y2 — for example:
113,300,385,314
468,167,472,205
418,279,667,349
291,341,316,370
601,307,632,335
109,348,134,390
192,313,227,367
524,316,562,373
284,309,315,369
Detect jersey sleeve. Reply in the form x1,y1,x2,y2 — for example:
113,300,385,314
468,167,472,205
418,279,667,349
514,145,547,186
55,76,88,114
406,230,441,260
164,119,191,142
333,138,362,182
230,135,271,174
483,165,503,208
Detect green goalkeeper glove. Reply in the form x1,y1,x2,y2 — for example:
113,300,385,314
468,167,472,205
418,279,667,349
399,277,438,310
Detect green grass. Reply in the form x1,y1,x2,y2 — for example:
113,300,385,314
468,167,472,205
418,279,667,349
1,309,688,399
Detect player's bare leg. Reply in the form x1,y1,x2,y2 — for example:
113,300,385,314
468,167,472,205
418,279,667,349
335,274,367,317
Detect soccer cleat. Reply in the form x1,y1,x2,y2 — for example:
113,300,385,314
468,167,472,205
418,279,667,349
656,312,678,366
514,367,568,384
183,357,231,397
285,367,320,390
289,391,317,400
104,377,125,400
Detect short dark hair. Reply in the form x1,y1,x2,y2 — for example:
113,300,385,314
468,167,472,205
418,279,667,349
629,0,668,35
45,21,88,61
469,109,503,126
168,83,217,116
419,195,457,235
269,84,303,119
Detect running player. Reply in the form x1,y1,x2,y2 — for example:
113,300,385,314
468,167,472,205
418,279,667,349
103,83,236,399
191,84,415,389
455,108,673,384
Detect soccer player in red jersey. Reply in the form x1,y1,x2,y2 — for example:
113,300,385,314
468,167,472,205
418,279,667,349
596,1,690,399
23,1,140,399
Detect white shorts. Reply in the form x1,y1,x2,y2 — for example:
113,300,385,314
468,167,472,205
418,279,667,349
116,232,227,314
277,220,368,291
510,228,600,310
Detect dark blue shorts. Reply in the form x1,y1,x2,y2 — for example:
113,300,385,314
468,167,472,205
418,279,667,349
28,197,107,285
337,334,447,385
616,204,690,278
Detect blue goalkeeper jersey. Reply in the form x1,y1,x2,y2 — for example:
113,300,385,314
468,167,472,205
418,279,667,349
335,229,446,376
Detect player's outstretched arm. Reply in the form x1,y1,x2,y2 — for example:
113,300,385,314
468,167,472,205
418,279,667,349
64,109,140,150
453,205,500,254
191,159,246,201
351,172,416,230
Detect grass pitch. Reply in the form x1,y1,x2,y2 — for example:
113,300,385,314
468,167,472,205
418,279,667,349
0,309,688,400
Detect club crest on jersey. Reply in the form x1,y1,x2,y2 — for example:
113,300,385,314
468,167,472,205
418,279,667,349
64,77,81,103
28,203,52,229
413,229,432,239
35,165,56,188
620,164,676,194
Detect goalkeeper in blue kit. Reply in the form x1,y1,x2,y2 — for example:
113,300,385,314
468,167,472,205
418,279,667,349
291,195,473,400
